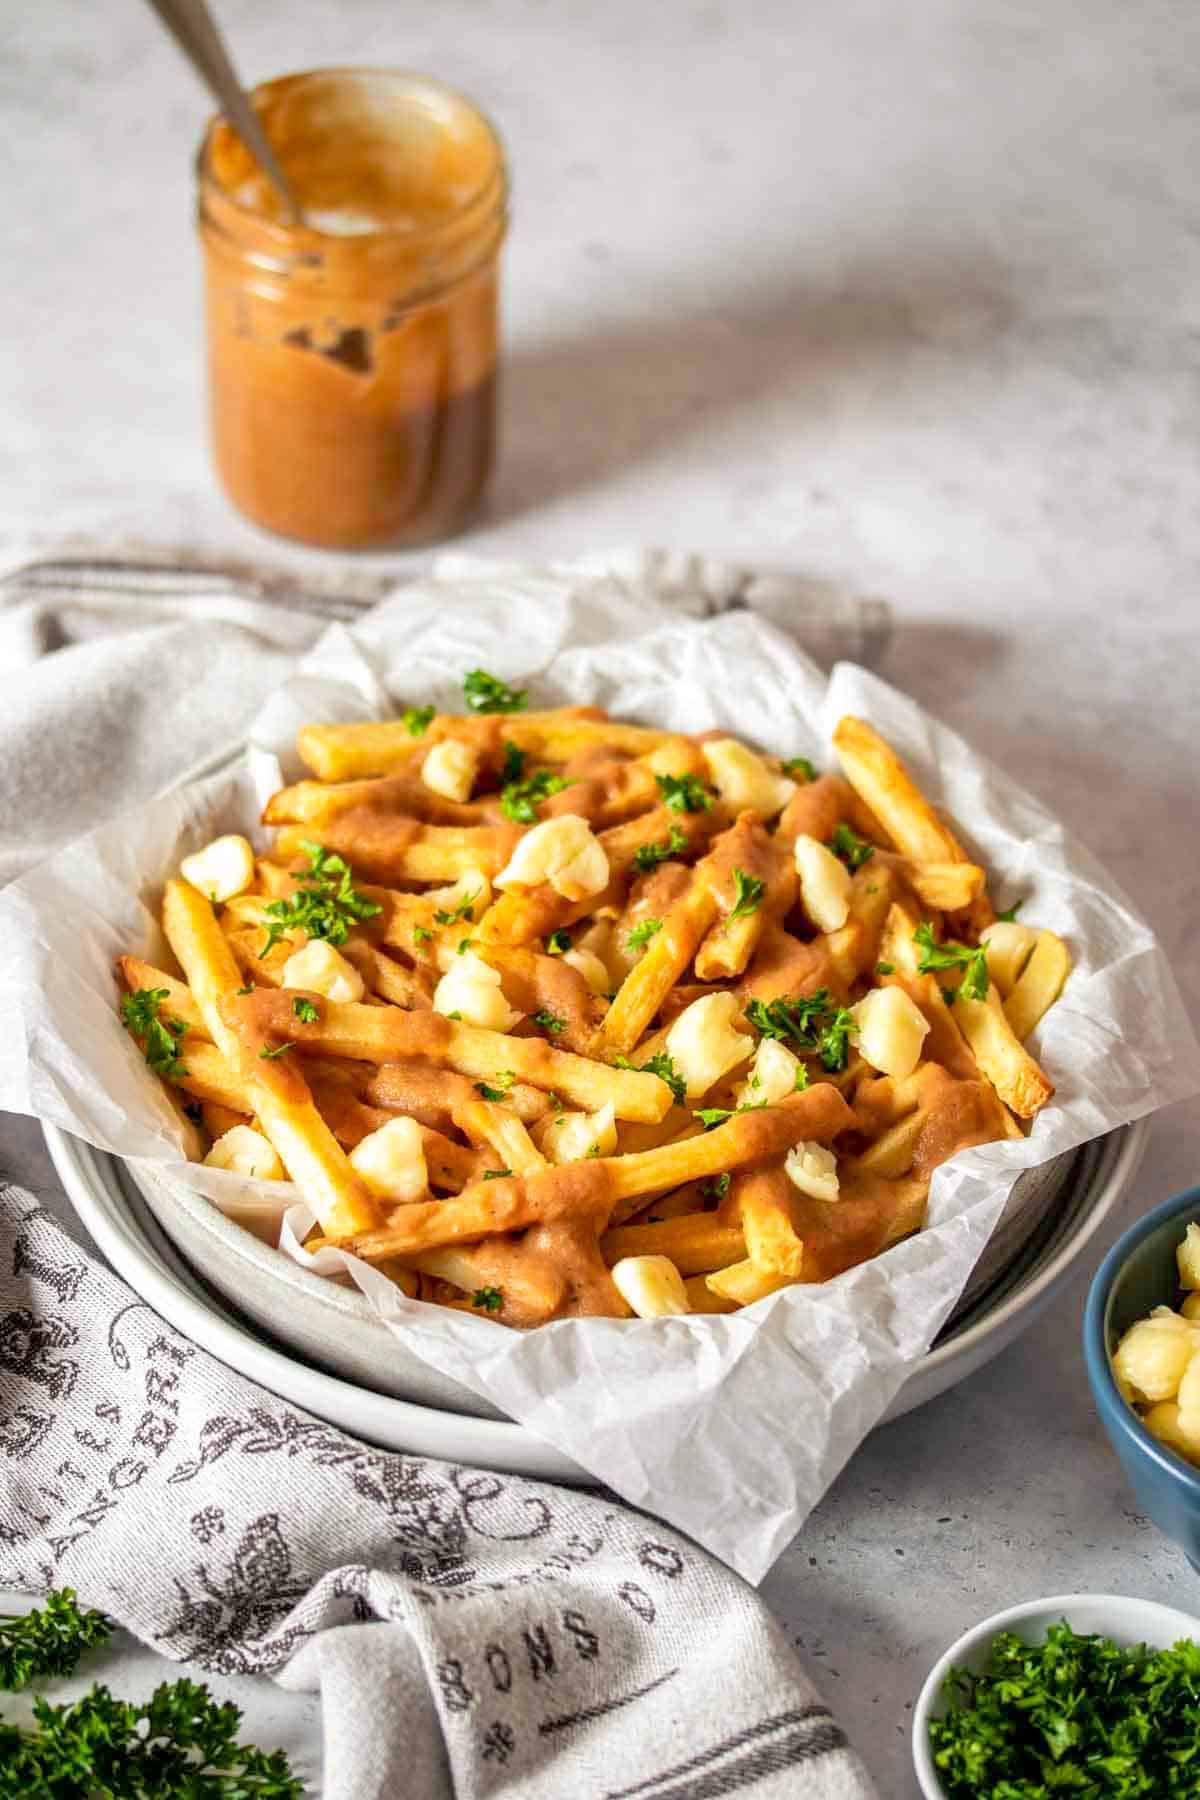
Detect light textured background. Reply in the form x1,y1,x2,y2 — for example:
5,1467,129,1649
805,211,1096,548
4,1,1200,1794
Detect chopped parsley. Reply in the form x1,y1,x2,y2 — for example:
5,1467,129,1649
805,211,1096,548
996,899,1025,922
433,890,479,927
500,768,570,824
875,961,895,976
545,928,572,956
744,989,858,1072
616,1050,687,1105
258,1043,291,1061
530,1008,565,1034
499,740,526,783
482,1169,511,1182
782,756,817,783
695,1106,732,1130
235,982,255,996
701,1173,731,1203
633,825,687,873
828,822,875,871
626,917,664,952
471,1286,505,1310
728,866,766,923
456,937,475,955
402,703,435,735
463,669,527,714
655,772,714,814
291,997,319,1023
793,1063,810,1091
412,924,433,946
120,988,188,1082
475,1071,516,1102
928,1621,1200,1800
259,841,381,958
914,921,989,1002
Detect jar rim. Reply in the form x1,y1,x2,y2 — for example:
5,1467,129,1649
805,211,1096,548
194,66,508,252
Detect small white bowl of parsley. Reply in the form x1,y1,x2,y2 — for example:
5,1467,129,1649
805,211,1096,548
912,1592,1200,1799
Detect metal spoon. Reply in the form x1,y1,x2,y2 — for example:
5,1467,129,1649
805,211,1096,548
144,0,303,223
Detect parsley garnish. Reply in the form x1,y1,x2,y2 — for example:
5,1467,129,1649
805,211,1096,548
782,756,817,782
914,921,989,1002
259,1043,291,1060
530,1008,565,1033
626,917,664,952
828,822,875,870
472,1286,505,1310
259,842,381,958
632,825,687,873
475,1071,516,1102
482,1168,511,1181
695,1107,733,1130
402,704,435,735
413,924,433,946
728,866,766,923
463,670,527,714
291,997,319,1023
996,899,1025,922
655,772,713,814
0,1589,110,1691
433,891,479,927
545,928,572,956
701,1173,731,1203
499,740,526,783
457,937,475,955
929,1621,1200,1799
875,961,895,975
794,1063,810,1091
236,982,255,996
616,1050,687,1105
120,988,188,1082
500,768,569,824
744,990,857,1071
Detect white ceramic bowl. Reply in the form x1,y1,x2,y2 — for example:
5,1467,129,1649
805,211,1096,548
912,1591,1200,1799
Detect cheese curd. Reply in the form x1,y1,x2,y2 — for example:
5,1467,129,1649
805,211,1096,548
980,920,1039,996
421,737,479,803
426,867,492,921
349,1116,428,1202
793,834,852,932
535,1102,618,1165
204,1125,285,1180
702,738,796,818
849,985,930,1081
1178,1223,1200,1290
665,991,753,1099
563,945,610,995
1113,1309,1200,1403
433,950,520,1031
180,833,256,904
495,815,610,902
282,939,365,1004
784,1140,840,1203
736,1037,802,1109
611,1254,691,1318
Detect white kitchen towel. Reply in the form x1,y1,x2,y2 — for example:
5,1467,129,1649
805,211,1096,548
0,553,887,1797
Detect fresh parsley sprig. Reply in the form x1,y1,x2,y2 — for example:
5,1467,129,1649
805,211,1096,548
463,670,527,714
827,822,875,871
626,917,663,952
655,773,713,814
402,704,435,735
119,989,188,1082
530,1008,565,1034
472,1286,505,1311
259,842,381,959
0,1591,110,1692
500,769,570,824
614,1050,687,1105
727,867,766,923
913,921,989,1002
743,989,857,1072
782,756,817,783
475,1071,516,1102
632,825,687,874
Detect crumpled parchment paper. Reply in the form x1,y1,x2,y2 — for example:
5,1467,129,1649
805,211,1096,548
0,564,1195,1582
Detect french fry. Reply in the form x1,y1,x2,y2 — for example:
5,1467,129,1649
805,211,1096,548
117,957,207,1037
600,1216,746,1274
833,716,971,865
264,773,493,831
705,1259,794,1305
733,1169,806,1279
682,1274,740,1314
454,1098,548,1177
162,879,380,1237
273,821,521,886
1003,930,1072,1043
592,879,719,1058
877,856,986,912
948,985,1055,1118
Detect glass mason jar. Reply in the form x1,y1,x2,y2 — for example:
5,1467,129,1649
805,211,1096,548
196,69,508,549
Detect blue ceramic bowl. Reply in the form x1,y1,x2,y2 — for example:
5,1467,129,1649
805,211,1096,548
1084,1184,1200,1570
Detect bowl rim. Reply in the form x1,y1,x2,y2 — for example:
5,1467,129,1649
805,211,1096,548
911,1589,1200,1799
1083,1181,1200,1499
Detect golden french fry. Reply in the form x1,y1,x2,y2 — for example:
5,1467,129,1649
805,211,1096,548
730,1169,805,1279
705,1259,795,1305
273,821,520,886
1003,930,1072,1043
600,1216,745,1274
948,985,1055,1118
833,716,971,866
454,1098,548,1177
592,880,719,1058
879,856,986,912
682,1274,740,1313
117,957,207,1037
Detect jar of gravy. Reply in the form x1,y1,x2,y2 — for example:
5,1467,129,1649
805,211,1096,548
196,69,507,549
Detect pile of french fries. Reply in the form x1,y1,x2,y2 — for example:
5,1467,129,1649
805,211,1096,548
117,683,1072,1328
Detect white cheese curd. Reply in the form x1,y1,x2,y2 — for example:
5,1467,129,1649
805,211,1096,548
793,834,852,932
1113,1310,1200,1403
180,834,256,904
1179,1223,1200,1290
204,1125,285,1181
701,738,796,818
349,1116,428,1202
281,939,365,1004
420,738,479,803
665,991,754,1099
736,1036,802,1109
536,1102,618,1165
849,985,930,1081
433,951,520,1031
980,921,1040,996
495,815,610,901
784,1140,839,1202
563,945,610,995
611,1255,691,1318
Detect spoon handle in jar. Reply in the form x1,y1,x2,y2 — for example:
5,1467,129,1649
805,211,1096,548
142,0,303,223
